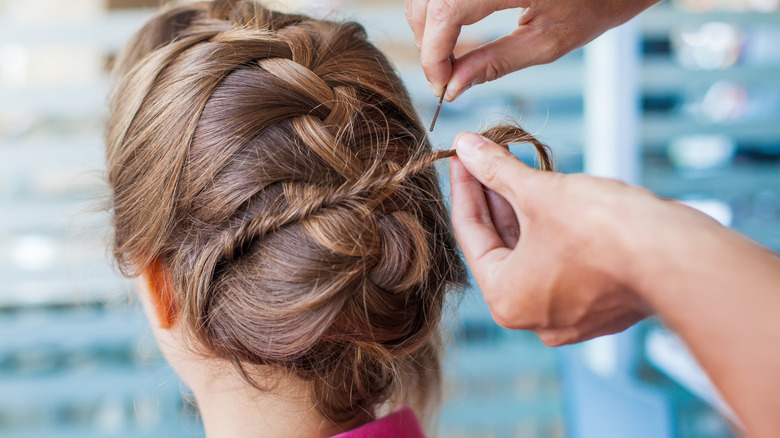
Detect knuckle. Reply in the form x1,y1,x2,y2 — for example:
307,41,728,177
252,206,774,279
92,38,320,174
542,46,562,65
426,0,454,23
540,35,568,64
483,286,516,328
483,57,512,82
490,304,518,329
538,327,580,347
477,43,515,82
484,62,500,83
420,55,438,71
485,288,532,330
539,332,565,347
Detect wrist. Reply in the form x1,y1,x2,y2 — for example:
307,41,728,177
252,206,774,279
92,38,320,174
623,201,755,309
610,199,722,306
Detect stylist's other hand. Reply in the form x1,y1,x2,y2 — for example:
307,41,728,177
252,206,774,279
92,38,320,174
452,133,780,438
406,0,660,101
450,132,707,346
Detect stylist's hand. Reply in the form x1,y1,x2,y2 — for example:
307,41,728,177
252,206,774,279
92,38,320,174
452,132,780,437
449,132,720,346
406,0,660,100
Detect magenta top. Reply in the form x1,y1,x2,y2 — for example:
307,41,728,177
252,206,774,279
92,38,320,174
330,406,425,438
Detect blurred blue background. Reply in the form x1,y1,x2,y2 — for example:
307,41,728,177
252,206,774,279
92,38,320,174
1,0,778,437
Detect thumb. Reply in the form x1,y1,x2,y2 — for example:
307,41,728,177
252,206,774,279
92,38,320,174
453,131,539,207
444,27,558,101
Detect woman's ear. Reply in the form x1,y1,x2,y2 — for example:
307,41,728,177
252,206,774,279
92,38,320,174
141,258,179,329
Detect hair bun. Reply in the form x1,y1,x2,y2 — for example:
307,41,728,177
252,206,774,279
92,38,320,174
370,211,431,293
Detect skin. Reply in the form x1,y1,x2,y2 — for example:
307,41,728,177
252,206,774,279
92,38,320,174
136,262,364,438
450,131,780,438
405,0,661,100
409,1,780,435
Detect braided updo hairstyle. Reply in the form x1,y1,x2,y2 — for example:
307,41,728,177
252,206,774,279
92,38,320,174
106,0,551,426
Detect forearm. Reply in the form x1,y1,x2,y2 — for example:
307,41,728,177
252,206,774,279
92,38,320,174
637,223,780,438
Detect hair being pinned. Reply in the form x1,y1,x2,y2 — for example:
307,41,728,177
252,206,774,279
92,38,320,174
106,0,552,426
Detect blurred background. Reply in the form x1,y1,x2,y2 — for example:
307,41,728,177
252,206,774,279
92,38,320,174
1,0,779,437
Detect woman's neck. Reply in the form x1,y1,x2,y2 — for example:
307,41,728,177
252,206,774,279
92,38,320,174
148,323,367,438
139,298,366,438
137,282,369,437
183,363,366,438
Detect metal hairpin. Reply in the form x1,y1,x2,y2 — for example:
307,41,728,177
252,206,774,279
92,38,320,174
429,85,446,132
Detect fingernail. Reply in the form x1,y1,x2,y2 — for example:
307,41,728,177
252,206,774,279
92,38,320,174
428,81,439,97
445,81,475,102
444,85,457,101
456,132,486,156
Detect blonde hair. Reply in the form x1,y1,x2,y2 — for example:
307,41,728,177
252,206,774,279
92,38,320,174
106,0,551,426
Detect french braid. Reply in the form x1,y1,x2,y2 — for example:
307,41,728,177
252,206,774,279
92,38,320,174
106,0,552,426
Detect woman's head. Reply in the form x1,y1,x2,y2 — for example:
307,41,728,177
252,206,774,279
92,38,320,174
107,0,465,424
107,0,553,427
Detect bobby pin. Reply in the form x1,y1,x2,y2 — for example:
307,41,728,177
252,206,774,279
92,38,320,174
429,85,446,132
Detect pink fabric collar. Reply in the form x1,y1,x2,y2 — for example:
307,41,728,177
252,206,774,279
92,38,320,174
330,406,425,438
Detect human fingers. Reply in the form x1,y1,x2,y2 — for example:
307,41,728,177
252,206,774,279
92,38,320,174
453,131,540,210
421,0,522,95
535,309,650,347
444,27,562,101
485,188,520,249
449,156,512,287
404,0,428,50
